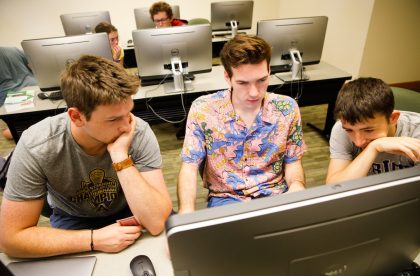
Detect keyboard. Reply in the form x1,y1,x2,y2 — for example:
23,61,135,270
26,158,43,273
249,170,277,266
270,64,292,74
140,73,195,87
37,91,63,100
212,31,246,37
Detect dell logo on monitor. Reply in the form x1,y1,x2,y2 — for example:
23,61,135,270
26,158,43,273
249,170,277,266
170,48,180,57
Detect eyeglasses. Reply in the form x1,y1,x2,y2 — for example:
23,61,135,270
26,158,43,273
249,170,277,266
153,17,170,24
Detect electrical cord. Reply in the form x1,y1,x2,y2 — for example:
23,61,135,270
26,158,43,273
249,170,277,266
143,73,188,124
289,63,304,102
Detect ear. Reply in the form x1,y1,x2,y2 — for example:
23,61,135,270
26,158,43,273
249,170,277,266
390,110,400,125
68,107,86,127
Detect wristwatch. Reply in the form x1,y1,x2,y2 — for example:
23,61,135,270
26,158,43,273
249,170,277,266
112,155,134,171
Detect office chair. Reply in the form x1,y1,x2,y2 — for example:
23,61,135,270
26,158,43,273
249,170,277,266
188,18,210,25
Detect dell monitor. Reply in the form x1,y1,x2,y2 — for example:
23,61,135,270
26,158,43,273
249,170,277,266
166,166,420,276
134,5,180,29
132,24,212,93
257,16,328,80
21,33,113,91
211,1,254,37
60,11,111,35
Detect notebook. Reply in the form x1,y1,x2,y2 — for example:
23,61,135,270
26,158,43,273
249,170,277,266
7,256,96,276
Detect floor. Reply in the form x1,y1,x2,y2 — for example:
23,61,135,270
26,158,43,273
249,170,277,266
0,103,330,225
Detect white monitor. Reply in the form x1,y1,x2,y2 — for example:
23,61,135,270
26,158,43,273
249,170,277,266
132,24,212,91
134,5,180,29
166,166,420,276
211,1,253,36
21,33,113,91
60,11,111,35
257,16,328,74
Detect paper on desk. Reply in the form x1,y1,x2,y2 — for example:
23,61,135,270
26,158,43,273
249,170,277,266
4,90,35,112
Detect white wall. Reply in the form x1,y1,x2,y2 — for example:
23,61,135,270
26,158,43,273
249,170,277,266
359,0,420,83
0,0,279,48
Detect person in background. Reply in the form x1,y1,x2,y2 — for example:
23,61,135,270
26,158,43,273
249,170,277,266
0,55,172,258
149,1,188,28
326,77,420,184
0,47,37,140
177,34,306,214
95,22,124,66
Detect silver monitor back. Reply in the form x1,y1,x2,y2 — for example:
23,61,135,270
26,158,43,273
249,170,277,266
166,166,420,276
132,24,212,80
257,16,328,72
134,5,180,29
21,33,113,91
60,11,111,35
211,1,254,31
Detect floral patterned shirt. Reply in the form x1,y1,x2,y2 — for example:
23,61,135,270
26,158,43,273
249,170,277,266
181,89,305,201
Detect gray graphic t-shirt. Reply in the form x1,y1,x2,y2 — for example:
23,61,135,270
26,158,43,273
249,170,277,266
4,113,162,217
329,111,420,175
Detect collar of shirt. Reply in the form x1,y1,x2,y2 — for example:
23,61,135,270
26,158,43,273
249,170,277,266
217,89,278,126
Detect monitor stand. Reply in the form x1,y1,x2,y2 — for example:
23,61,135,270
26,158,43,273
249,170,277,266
163,79,193,94
164,56,194,94
276,49,309,82
224,20,238,39
276,72,309,83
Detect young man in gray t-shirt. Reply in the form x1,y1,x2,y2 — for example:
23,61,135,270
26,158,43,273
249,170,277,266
0,55,172,258
326,77,420,184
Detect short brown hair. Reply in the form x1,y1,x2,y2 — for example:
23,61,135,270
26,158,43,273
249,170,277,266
334,77,394,124
220,34,271,78
94,21,117,34
60,55,139,120
149,1,173,19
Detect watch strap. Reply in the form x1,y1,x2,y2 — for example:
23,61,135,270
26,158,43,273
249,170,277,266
112,155,134,171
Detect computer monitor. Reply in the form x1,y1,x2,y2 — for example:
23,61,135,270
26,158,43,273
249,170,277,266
21,33,113,91
132,24,212,93
166,166,420,276
134,5,180,29
60,11,111,35
257,16,328,78
211,1,254,37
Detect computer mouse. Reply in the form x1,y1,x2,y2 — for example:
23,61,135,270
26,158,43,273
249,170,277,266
37,92,48,100
130,255,156,276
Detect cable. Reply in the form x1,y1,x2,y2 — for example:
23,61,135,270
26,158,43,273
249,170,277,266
144,73,188,124
289,63,304,102
271,79,285,94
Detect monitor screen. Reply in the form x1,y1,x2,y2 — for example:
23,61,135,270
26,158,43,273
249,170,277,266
60,11,111,36
211,1,254,32
134,5,180,29
257,16,328,73
166,166,420,276
21,33,113,91
132,24,212,82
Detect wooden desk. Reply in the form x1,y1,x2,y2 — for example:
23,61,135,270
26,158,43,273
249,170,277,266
0,62,351,143
1,232,419,276
0,233,175,276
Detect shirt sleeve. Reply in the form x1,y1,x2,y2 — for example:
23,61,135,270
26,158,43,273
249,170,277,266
3,138,47,201
283,99,306,164
180,99,207,167
329,121,355,160
131,118,162,171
